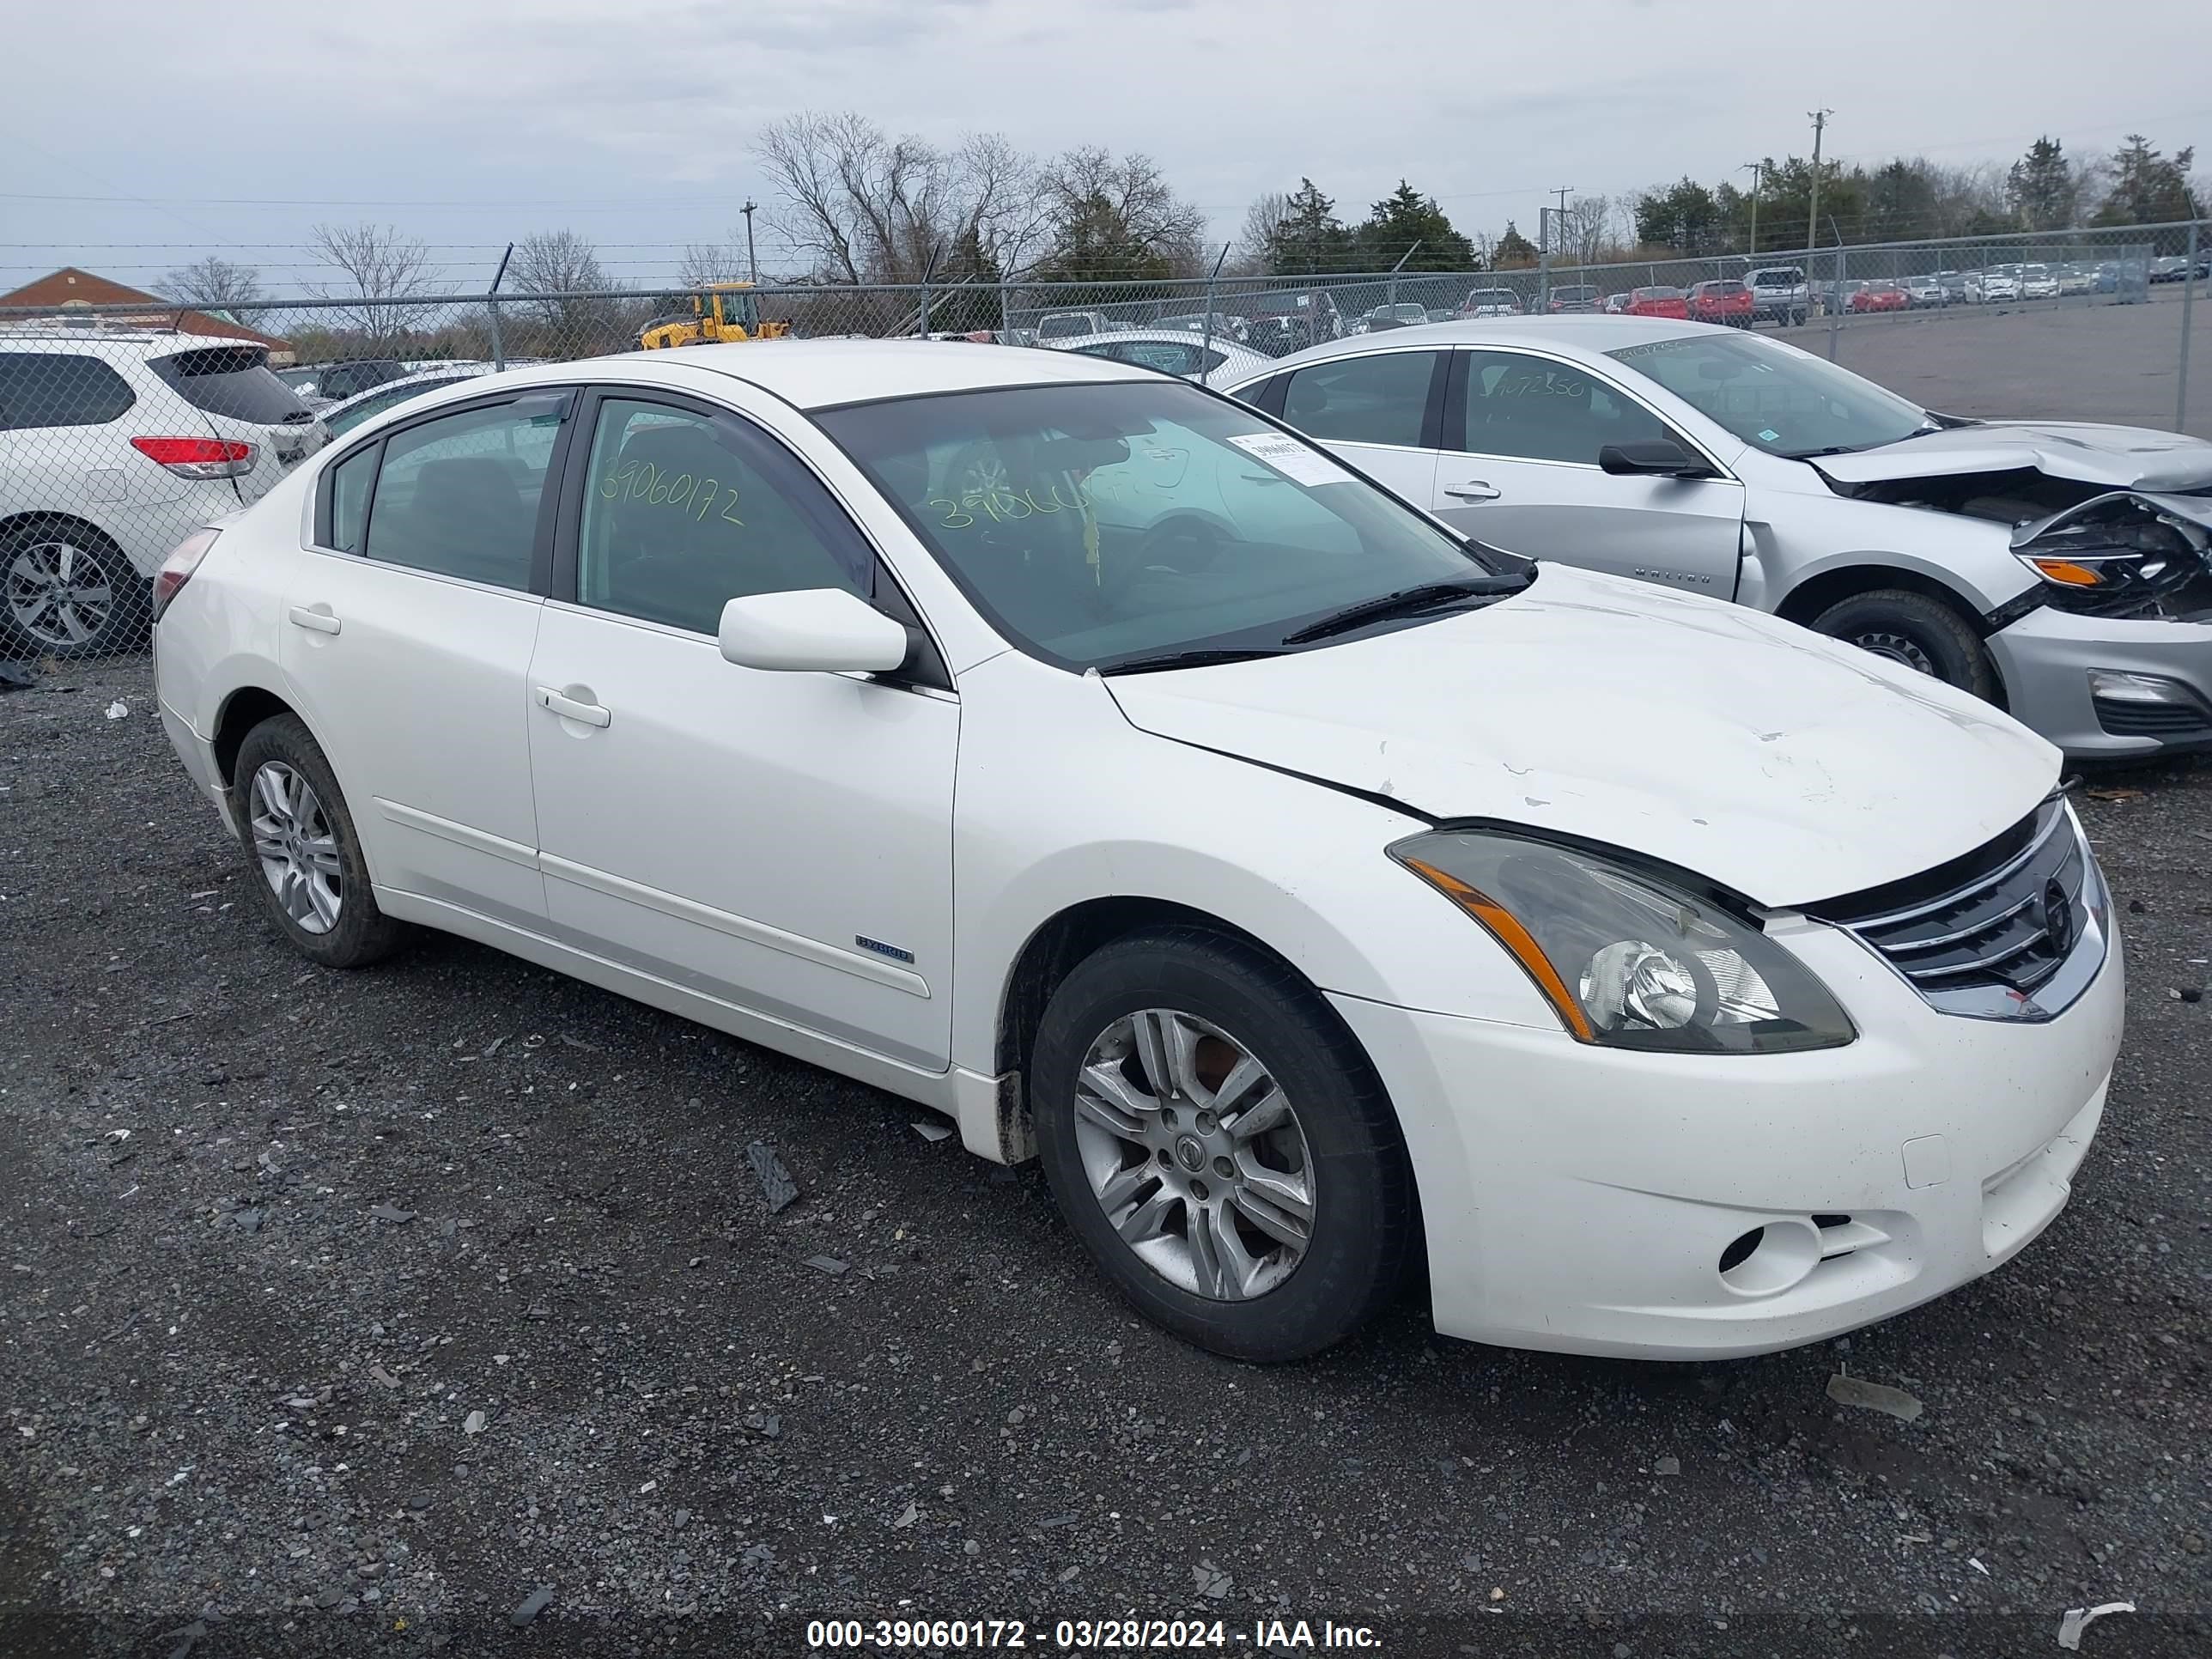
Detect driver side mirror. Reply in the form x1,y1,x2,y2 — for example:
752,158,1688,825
717,588,911,674
1597,438,1717,479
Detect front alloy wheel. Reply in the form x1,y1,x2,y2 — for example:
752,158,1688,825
1031,928,1413,1361
1073,1008,1315,1300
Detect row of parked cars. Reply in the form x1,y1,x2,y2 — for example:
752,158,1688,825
139,313,2184,1368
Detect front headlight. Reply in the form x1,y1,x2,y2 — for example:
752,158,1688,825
1390,830,1855,1054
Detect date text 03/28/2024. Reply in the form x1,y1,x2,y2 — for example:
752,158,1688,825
804,1617,1383,1650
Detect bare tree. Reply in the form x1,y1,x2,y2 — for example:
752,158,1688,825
755,112,1055,286
1034,147,1206,280
161,255,266,320
1559,196,1613,266
509,229,622,350
679,237,744,287
307,223,443,348
1232,193,1291,273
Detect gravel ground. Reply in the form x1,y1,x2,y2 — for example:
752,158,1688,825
1,658,2206,1659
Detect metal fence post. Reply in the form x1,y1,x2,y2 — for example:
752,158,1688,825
1387,241,1419,312
1200,243,1228,387
485,241,514,372
1827,239,1844,362
2179,219,2199,433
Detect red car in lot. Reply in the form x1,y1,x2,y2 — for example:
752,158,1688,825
1685,279,1753,326
1625,287,1689,319
1849,281,1910,313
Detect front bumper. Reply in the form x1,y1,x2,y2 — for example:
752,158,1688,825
1330,909,2123,1360
1989,603,2212,757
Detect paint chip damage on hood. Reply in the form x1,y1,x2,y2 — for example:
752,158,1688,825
1108,566,2059,908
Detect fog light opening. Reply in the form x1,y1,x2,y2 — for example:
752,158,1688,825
1716,1219,1823,1297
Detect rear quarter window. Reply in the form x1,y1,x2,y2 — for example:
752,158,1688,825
0,351,137,431
149,347,311,426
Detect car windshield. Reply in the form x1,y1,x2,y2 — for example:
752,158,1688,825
817,380,1505,671
1036,315,1097,338
1553,286,1598,301
1607,331,1933,459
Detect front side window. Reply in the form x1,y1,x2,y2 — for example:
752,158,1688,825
1607,331,1933,459
817,380,1497,671
0,351,136,430
1280,351,1437,447
1457,350,1675,465
362,398,564,588
574,398,868,635
325,380,447,437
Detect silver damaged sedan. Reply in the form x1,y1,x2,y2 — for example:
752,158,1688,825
1227,319,2212,758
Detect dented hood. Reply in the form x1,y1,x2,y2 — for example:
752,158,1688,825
1813,420,2212,490
1107,566,2058,907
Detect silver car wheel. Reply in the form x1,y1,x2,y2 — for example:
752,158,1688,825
1071,1008,1314,1301
1851,630,1938,677
5,538,115,648
248,761,343,935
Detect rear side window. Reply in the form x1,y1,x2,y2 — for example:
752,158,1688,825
148,348,309,425
0,352,137,430
1279,351,1437,447
326,444,379,554
362,398,566,589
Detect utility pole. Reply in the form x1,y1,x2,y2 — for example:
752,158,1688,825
742,199,759,284
1806,110,1832,261
1741,161,1764,255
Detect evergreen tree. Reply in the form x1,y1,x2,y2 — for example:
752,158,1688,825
2092,135,2199,226
2006,137,2078,231
1353,181,1474,270
1265,179,1353,272
1492,222,1539,268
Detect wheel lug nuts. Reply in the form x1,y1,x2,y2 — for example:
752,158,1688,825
1159,1107,1176,1127
1189,1180,1209,1202
1212,1156,1235,1179
1156,1147,1170,1165
1195,1112,1217,1133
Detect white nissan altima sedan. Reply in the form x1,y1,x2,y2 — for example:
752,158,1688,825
151,341,2123,1364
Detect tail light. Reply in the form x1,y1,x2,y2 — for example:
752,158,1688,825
153,528,221,622
131,436,257,479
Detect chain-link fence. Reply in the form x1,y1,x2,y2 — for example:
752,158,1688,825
3,222,2206,661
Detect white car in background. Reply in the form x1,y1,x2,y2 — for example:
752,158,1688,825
2020,264,2061,301
318,364,497,438
1227,317,2212,757
1046,328,1273,386
152,341,2119,1364
2,331,325,655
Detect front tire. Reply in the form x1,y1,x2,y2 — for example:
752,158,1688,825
230,714,409,969
1030,928,1413,1361
1812,588,1998,701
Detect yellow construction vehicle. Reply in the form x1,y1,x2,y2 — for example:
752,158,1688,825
638,283,790,349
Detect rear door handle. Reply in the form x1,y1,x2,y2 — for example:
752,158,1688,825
1443,480,1501,501
288,605,342,635
534,685,611,728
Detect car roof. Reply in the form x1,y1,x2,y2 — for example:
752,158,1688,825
1216,314,1715,386
492,337,1157,411
0,329,261,358
322,363,493,412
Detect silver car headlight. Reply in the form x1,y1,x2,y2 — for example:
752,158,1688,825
1390,830,1856,1054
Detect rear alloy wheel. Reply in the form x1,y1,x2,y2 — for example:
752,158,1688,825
231,714,409,969
1811,587,1998,702
1031,928,1413,1361
1,524,144,659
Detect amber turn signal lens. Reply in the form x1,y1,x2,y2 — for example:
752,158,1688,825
2030,558,2104,586
1401,857,1596,1041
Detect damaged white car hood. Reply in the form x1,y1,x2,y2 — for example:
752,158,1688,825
1107,566,2058,907
1814,420,2212,491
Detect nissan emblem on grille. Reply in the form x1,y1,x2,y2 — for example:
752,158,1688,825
2043,878,2075,959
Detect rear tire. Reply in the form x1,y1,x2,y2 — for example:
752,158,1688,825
1030,927,1413,1362
1811,588,1998,702
231,714,409,969
0,519,147,659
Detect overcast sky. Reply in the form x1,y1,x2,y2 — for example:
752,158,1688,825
3,0,2206,295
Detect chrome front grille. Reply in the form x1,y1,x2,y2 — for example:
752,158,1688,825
1808,799,2108,1021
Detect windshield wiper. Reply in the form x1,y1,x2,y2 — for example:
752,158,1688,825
1097,646,1291,676
1279,574,1528,647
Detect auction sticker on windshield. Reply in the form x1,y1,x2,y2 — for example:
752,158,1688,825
1225,431,1352,487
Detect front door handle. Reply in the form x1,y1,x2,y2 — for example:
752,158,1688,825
534,685,611,728
288,605,342,635
1443,480,1502,502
